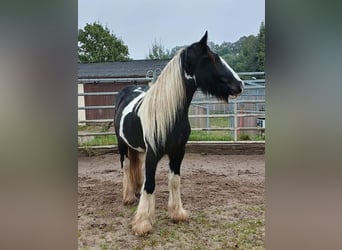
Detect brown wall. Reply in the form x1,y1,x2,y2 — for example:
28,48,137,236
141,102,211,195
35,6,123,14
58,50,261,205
83,81,149,121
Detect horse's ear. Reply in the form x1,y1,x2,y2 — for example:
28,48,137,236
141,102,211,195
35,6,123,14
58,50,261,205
199,31,208,46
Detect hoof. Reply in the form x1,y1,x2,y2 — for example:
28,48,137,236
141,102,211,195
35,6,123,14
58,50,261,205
123,196,137,206
131,218,153,236
169,208,190,222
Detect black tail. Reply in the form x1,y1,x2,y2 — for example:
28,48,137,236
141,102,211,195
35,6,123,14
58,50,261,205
117,139,128,168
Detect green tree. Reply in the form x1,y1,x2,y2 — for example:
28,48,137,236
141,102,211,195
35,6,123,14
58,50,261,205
169,45,186,57
256,21,265,71
235,35,259,72
208,21,265,72
146,39,171,59
145,21,265,72
78,22,130,62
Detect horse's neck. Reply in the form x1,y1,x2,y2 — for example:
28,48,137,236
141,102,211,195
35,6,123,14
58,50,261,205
184,78,197,108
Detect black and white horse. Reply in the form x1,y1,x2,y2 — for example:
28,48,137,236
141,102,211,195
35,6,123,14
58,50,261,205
114,32,244,235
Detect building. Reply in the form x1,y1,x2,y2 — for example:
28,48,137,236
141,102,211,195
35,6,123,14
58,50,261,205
78,59,169,122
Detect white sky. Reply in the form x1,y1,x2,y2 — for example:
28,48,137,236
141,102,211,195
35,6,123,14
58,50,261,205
78,0,265,59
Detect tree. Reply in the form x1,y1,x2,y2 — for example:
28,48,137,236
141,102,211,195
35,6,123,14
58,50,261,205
256,21,265,71
146,39,171,59
169,45,186,57
235,35,259,72
144,21,265,72
78,22,130,62
210,21,265,72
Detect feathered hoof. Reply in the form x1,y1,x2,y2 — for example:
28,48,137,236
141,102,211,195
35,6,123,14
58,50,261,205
131,217,153,236
123,195,137,206
169,208,190,222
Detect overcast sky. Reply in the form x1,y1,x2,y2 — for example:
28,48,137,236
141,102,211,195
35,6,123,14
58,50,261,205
78,0,265,59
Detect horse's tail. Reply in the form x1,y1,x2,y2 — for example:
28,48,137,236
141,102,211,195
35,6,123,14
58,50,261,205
127,148,143,195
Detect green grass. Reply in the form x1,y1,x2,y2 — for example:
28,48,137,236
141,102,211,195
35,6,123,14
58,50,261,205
131,207,264,250
79,131,234,147
78,132,265,147
80,135,117,147
189,130,234,141
210,117,230,127
78,131,265,147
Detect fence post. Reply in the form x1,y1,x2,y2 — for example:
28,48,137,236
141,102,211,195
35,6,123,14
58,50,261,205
206,103,210,131
234,98,238,141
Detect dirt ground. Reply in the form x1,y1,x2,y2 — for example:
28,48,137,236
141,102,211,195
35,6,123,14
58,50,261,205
78,153,265,250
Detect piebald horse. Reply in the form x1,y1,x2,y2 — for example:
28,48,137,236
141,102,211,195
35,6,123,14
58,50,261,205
114,32,244,235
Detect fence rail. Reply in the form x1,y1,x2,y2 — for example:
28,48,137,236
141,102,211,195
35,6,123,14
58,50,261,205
78,72,265,148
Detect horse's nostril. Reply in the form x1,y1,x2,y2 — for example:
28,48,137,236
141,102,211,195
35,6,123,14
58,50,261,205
235,81,244,94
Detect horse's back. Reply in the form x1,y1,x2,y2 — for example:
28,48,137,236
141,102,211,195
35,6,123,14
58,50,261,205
115,85,149,110
114,85,148,127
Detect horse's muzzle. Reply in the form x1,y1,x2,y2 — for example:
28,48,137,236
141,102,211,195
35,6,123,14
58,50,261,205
229,80,244,99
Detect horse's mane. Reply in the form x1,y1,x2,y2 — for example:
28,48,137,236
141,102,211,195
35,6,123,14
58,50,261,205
138,49,186,153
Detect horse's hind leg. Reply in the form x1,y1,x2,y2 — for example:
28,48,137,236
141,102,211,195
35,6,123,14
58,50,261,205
167,148,189,222
131,148,159,236
122,148,143,205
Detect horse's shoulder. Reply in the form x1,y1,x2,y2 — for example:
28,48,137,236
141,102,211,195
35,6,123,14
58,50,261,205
116,85,149,107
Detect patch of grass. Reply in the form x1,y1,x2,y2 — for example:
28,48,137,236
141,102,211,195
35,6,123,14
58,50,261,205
189,130,233,141
78,125,103,132
210,117,230,127
254,134,265,141
80,135,117,147
246,204,265,213
238,133,266,141
238,133,251,141
179,208,264,250
84,206,264,249
100,242,108,250
78,130,235,147
99,239,119,250
78,125,91,131
127,206,137,216
220,218,265,249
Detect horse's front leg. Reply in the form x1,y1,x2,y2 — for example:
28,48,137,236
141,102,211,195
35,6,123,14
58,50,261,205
131,149,159,236
168,148,189,222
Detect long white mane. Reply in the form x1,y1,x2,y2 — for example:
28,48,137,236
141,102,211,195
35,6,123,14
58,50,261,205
138,49,186,153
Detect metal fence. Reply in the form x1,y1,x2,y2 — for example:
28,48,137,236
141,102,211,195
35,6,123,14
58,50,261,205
78,72,265,148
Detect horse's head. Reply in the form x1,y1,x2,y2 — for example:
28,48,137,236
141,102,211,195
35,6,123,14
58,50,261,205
182,31,244,101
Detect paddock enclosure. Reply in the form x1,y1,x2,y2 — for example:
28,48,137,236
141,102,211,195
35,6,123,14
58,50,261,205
78,153,265,249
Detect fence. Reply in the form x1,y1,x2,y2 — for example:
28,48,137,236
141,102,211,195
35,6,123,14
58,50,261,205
78,72,265,149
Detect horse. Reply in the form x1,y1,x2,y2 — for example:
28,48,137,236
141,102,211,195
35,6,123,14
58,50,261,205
114,32,244,236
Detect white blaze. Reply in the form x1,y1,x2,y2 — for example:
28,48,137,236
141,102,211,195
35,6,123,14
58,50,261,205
219,56,242,82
